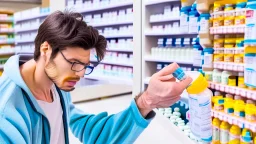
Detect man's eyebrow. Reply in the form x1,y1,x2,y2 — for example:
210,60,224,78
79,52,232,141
69,58,89,65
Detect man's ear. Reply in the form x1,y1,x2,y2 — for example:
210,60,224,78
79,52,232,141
40,41,52,57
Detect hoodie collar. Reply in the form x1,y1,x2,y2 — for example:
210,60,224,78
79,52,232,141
3,55,46,116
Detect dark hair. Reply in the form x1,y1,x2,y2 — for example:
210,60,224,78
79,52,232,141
34,10,106,61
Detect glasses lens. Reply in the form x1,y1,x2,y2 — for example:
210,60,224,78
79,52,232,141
84,67,93,75
72,63,85,72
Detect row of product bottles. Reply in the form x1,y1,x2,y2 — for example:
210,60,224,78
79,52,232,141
97,25,133,36
212,2,247,27
0,34,15,43
180,4,201,34
205,70,247,88
0,24,14,32
91,51,133,64
151,38,195,62
84,8,133,24
15,19,42,30
93,64,133,79
214,34,244,49
151,22,180,34
16,32,37,41
67,0,131,9
0,45,15,53
158,107,206,143
107,38,133,50
212,118,255,144
150,5,180,21
155,63,199,73
0,14,13,21
14,7,49,20
212,91,256,122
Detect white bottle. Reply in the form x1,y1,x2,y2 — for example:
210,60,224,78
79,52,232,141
173,68,213,143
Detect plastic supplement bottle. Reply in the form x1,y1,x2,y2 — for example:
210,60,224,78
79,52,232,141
212,118,221,144
173,68,213,143
220,121,230,144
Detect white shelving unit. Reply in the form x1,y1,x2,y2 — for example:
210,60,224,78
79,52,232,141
15,12,49,23
77,1,133,13
15,27,39,33
84,74,133,85
144,55,193,65
145,0,180,6
92,21,133,27
91,59,133,67
107,48,133,52
150,17,179,23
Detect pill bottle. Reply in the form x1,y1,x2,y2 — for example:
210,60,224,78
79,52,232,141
244,50,256,88
203,48,214,68
220,121,230,144
235,2,247,25
245,104,256,122
224,100,234,114
214,35,225,48
244,1,256,45
205,71,213,81
224,37,236,48
234,101,245,118
180,6,191,33
238,72,247,88
221,71,232,85
173,68,212,142
229,125,241,143
212,118,221,143
224,4,235,26
228,75,237,86
241,129,253,144
213,69,222,83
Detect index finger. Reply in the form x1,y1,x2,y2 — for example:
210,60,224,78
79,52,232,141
175,76,193,92
155,62,179,77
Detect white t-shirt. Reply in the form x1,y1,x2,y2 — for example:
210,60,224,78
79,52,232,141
37,86,65,144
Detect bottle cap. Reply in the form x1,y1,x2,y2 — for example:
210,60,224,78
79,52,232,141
173,67,186,81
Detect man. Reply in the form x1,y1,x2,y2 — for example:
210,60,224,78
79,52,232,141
0,11,192,144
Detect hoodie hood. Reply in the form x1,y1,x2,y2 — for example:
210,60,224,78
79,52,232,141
3,55,46,116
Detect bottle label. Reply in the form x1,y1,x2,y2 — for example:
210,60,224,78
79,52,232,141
189,16,199,33
220,129,229,143
204,53,213,66
200,19,209,33
189,95,212,142
229,134,240,141
213,126,220,141
244,55,256,87
245,9,256,41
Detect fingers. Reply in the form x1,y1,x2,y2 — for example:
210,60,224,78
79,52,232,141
158,75,175,81
176,76,193,91
155,62,179,77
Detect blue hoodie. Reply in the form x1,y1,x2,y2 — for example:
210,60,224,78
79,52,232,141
0,55,154,144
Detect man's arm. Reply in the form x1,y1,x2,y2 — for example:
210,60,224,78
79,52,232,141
68,92,155,144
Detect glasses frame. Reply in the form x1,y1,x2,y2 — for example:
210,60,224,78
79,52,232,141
60,51,99,75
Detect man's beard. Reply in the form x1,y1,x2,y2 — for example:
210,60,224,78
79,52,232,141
45,60,78,92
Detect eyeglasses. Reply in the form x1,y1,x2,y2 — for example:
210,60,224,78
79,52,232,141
60,51,99,75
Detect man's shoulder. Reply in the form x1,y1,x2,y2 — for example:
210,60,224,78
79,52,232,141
0,74,23,114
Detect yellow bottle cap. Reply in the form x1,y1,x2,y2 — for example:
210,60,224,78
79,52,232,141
220,121,230,130
213,118,221,127
245,46,256,53
186,72,208,94
245,104,255,115
230,125,241,135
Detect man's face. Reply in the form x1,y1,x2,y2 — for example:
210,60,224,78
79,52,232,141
45,47,91,92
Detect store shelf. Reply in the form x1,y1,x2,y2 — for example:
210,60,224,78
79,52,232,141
0,30,14,34
144,77,151,84
0,19,13,23
92,21,133,27
16,39,34,44
214,48,244,53
208,82,256,99
104,34,133,38
144,55,193,65
210,25,245,34
91,59,133,67
107,48,133,52
154,110,197,144
211,110,256,132
145,31,198,36
150,17,180,23
15,27,39,33
145,0,180,6
0,41,15,45
77,1,133,13
213,62,244,72
0,51,15,56
71,84,132,102
84,74,133,85
15,12,49,23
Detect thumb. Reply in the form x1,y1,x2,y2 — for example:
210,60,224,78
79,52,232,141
176,76,193,91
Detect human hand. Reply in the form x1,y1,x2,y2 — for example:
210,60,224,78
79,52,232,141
136,63,192,117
